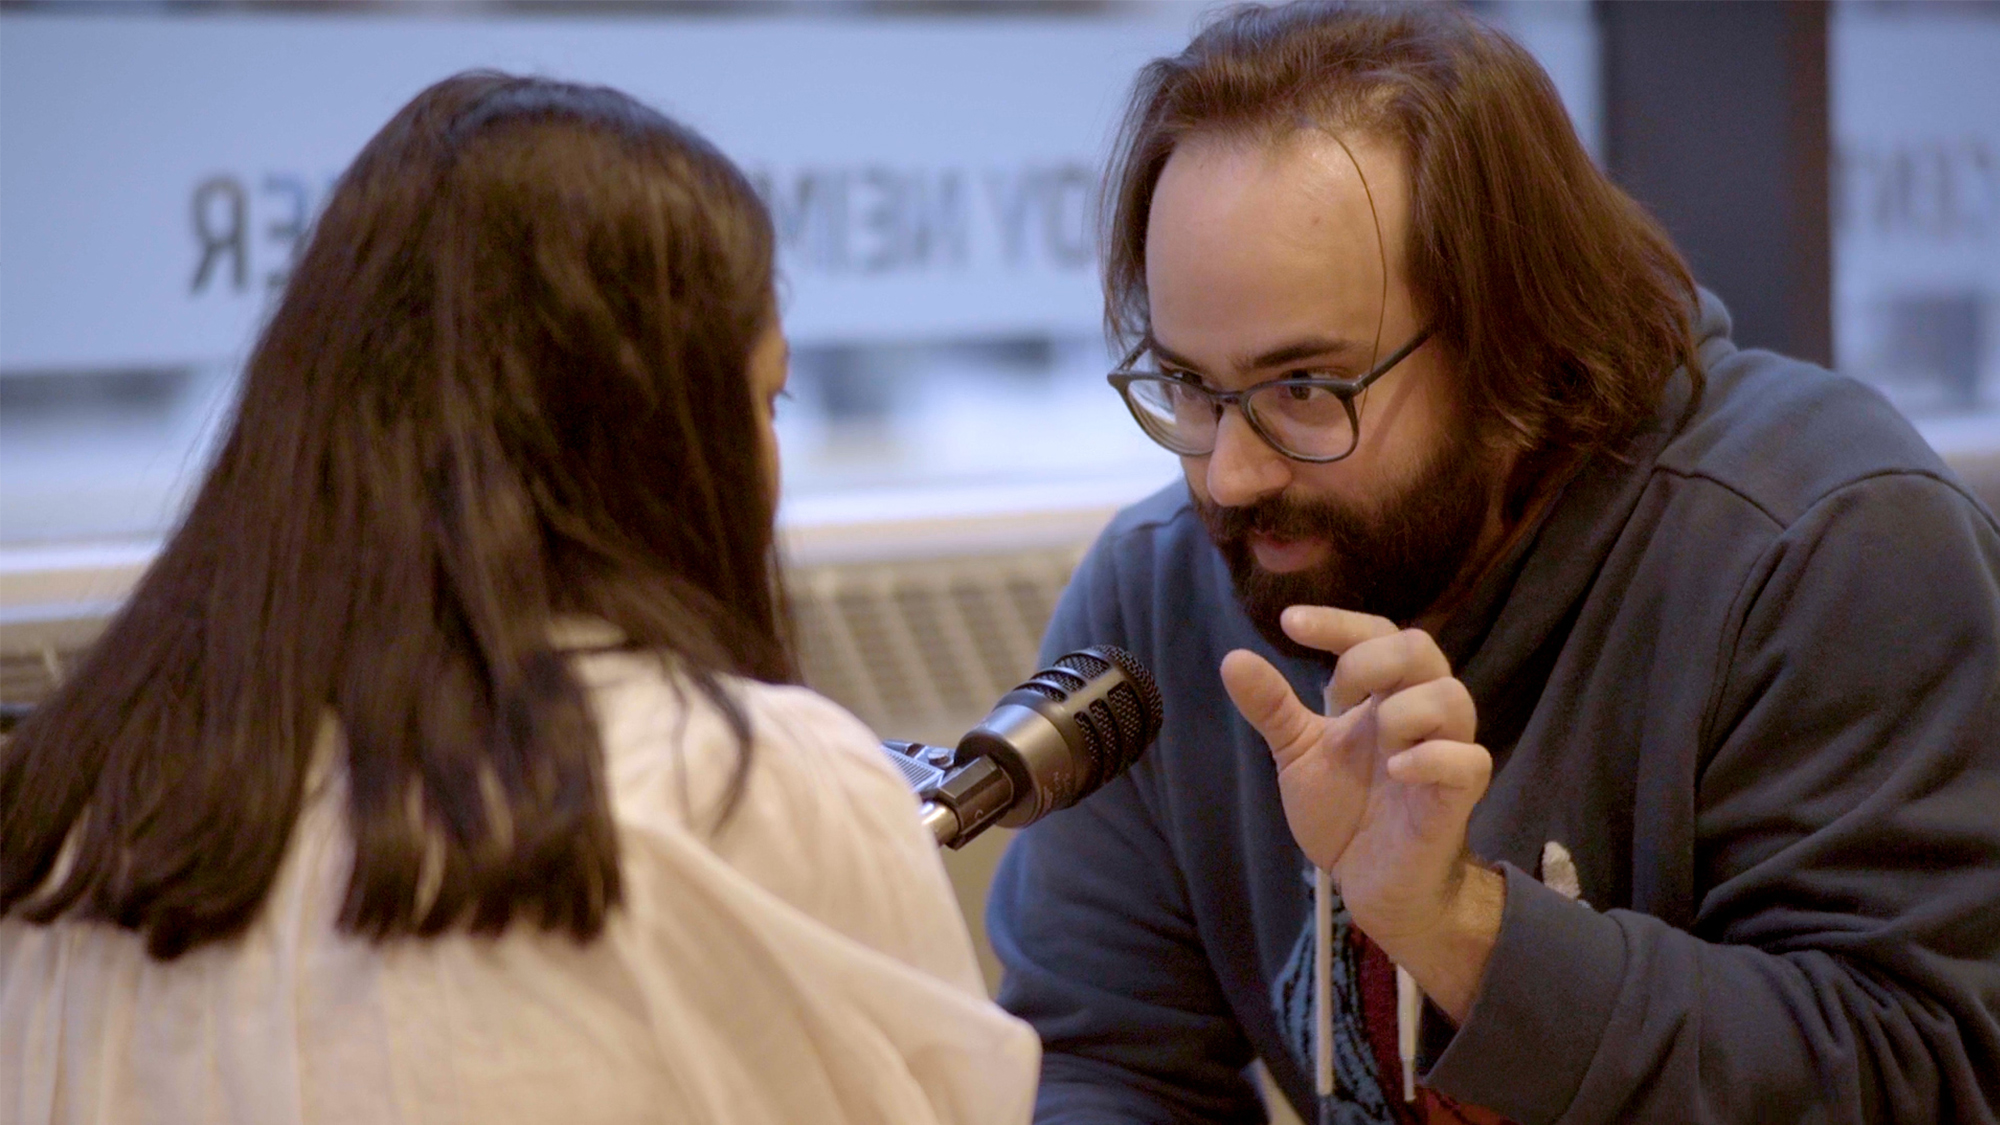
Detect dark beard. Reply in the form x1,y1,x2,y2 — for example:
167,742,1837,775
1195,437,1494,660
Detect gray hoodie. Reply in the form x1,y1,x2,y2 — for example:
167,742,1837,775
988,294,2000,1123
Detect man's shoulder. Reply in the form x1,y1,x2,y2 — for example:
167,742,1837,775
1051,480,1240,651
1096,480,1200,568
1099,480,1203,546
1656,348,1969,528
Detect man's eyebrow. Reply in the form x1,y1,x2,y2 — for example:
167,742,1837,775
1243,336,1365,371
1145,340,1206,373
1147,336,1365,376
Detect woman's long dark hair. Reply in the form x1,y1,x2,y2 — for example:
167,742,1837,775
0,73,791,959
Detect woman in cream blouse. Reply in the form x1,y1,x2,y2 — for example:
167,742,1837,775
0,72,1037,1125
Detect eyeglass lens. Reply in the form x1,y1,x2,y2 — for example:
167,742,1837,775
1124,378,1356,459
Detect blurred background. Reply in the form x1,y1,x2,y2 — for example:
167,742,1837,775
3,0,1997,1039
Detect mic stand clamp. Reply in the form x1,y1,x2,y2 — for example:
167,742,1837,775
880,741,1017,849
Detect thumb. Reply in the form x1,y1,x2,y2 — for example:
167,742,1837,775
1221,649,1323,769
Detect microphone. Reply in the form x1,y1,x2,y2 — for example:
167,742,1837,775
880,645,1164,849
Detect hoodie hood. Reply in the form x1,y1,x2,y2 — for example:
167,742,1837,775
1435,288,1736,759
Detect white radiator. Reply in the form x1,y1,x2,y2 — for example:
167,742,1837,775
0,539,1093,744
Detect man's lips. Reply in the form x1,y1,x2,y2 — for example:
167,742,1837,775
1247,532,1331,574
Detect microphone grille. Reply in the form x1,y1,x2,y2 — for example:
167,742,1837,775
1011,645,1164,777
1075,699,1115,772
1104,681,1145,745
1077,645,1163,767
974,644,1166,827
1052,650,1112,682
1013,680,1064,704
1045,668,1089,694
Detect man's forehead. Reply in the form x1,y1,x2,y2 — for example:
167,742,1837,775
1144,131,1414,373
1151,134,1407,281
1157,130,1407,237
1145,331,1372,376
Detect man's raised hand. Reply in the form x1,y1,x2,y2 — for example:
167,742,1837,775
1220,605,1495,959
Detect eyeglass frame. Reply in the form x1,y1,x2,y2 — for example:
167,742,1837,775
1105,325,1435,464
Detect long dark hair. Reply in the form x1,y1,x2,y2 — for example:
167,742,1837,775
0,73,790,958
1104,3,1704,514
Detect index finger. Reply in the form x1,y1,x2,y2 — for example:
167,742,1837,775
1326,627,1453,713
1278,605,1400,657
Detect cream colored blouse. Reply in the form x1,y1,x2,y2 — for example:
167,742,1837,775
0,641,1039,1125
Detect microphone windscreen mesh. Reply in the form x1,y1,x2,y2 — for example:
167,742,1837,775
1054,651,1111,681
1086,645,1163,758
1005,644,1163,783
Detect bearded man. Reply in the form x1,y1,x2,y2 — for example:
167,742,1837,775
985,6,2000,1124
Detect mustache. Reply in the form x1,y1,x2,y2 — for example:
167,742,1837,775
1197,490,1372,550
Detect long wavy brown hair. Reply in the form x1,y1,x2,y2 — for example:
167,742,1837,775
1104,2,1704,514
1,73,790,958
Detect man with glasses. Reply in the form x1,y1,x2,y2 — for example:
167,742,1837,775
987,6,2000,1124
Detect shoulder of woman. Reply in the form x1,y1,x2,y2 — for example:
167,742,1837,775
574,651,910,825
736,682,892,769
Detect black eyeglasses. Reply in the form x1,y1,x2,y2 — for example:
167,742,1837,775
1107,327,1433,464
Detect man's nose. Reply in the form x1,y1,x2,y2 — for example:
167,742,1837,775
1203,407,1291,507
